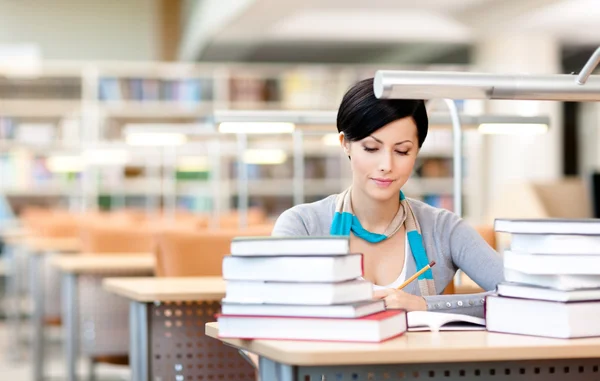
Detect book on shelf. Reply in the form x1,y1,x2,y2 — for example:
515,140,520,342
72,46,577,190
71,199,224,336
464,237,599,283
223,279,373,305
98,77,211,102
422,194,454,210
217,310,407,343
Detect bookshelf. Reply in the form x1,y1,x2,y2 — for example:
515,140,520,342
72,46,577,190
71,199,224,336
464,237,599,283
0,61,484,222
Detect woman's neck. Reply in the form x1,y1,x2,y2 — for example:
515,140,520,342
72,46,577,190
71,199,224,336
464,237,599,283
350,186,400,234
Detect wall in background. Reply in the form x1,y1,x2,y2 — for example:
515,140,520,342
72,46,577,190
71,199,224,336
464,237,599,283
0,0,160,61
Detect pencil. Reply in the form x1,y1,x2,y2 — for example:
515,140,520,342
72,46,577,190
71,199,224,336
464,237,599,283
396,260,436,290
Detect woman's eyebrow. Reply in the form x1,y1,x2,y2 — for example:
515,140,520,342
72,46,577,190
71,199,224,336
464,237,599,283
369,135,412,145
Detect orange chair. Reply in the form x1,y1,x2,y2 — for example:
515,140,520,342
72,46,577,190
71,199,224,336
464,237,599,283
153,224,273,277
79,221,156,254
151,223,271,381
76,215,158,376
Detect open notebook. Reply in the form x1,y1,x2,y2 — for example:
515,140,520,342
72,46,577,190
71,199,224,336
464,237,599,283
407,311,486,332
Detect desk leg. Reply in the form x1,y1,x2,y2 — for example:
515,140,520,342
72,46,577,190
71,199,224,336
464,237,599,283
259,357,294,381
30,254,45,381
62,272,78,381
129,301,149,381
5,244,22,361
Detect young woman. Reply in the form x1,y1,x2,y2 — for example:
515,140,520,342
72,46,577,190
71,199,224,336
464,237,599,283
272,78,504,317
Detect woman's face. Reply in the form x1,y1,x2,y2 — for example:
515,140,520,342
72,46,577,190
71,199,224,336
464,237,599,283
341,117,419,202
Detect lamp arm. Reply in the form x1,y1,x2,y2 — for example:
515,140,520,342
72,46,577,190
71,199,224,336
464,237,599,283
576,46,600,85
443,99,463,219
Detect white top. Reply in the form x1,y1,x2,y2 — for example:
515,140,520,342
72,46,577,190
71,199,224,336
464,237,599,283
365,233,408,291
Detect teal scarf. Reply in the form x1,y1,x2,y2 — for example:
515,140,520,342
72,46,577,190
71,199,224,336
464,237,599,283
330,187,435,296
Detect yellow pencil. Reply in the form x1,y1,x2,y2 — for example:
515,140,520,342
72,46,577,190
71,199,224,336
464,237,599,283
396,260,436,290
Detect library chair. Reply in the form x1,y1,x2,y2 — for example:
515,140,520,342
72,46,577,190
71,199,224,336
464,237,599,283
21,207,82,238
152,224,272,381
76,219,157,380
79,219,156,254
20,209,83,323
153,223,273,277
212,208,269,229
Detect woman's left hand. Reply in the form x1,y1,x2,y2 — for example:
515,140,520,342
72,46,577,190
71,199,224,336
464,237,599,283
373,288,427,311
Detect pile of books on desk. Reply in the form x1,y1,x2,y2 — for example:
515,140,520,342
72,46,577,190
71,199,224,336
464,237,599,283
217,236,407,342
486,219,600,338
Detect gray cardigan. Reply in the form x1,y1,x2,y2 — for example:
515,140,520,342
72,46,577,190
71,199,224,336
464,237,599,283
271,194,504,318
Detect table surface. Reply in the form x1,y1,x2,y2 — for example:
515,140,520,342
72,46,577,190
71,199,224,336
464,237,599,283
205,323,600,366
103,276,226,302
51,253,155,274
22,236,81,253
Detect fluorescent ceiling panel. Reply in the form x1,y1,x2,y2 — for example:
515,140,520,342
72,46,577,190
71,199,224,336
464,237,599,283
514,0,600,43
268,10,472,42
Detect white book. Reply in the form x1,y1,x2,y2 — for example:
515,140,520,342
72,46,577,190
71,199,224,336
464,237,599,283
407,311,485,332
510,234,600,255
223,279,372,305
504,268,600,290
497,282,600,302
486,295,600,338
217,310,407,343
222,254,363,282
230,236,350,256
504,250,600,275
221,300,385,319
495,218,600,235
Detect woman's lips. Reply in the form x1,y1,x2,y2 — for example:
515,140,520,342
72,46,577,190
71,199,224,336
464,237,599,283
372,178,394,188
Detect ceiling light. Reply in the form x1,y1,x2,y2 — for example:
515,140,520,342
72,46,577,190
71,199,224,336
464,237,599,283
218,122,295,134
46,155,84,173
83,149,130,166
125,132,187,146
478,123,549,135
177,156,209,172
321,133,341,147
243,149,287,165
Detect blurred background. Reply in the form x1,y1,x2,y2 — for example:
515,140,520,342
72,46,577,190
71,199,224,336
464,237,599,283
0,0,599,224
0,0,600,379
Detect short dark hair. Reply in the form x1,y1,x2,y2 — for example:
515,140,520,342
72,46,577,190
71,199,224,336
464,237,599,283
336,78,428,147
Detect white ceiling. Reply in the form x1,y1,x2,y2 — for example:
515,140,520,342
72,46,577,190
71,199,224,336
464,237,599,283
180,0,600,62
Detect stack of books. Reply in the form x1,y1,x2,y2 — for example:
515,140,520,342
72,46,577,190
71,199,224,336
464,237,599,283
486,219,600,338
217,236,407,342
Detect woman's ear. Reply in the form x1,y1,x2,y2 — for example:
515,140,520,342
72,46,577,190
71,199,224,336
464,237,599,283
339,132,351,159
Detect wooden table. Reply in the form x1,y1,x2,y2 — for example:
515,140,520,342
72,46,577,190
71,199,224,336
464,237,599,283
206,323,600,381
23,236,81,253
1,227,30,363
13,236,81,381
103,277,255,381
52,254,154,381
0,227,30,245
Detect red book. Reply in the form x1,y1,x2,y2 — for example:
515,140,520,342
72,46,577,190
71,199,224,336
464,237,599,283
217,310,407,343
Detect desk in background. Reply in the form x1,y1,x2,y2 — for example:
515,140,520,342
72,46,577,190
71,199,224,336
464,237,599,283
103,277,255,381
52,254,154,381
19,236,81,381
206,323,600,381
